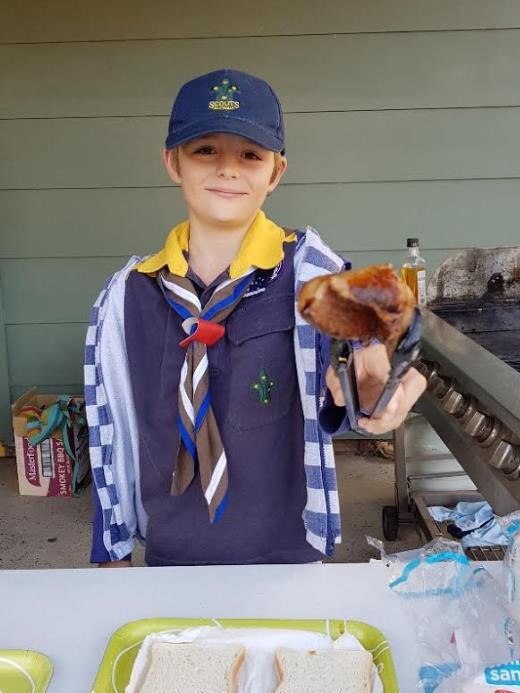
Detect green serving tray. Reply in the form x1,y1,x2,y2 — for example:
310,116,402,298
0,650,53,693
92,617,399,693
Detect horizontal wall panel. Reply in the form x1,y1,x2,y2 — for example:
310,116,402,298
0,189,181,257
0,257,126,324
10,384,84,402
6,323,87,385
2,0,520,42
4,109,520,190
0,284,11,440
3,30,520,118
2,249,454,325
2,180,520,258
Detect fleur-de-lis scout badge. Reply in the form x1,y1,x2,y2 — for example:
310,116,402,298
252,369,276,405
209,78,240,111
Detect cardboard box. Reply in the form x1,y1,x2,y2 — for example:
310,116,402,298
11,388,91,497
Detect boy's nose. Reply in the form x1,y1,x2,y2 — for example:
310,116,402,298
216,153,239,177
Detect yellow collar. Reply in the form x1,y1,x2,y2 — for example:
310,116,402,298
135,211,296,279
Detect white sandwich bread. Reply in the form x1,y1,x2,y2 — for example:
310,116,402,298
274,647,373,693
135,641,245,693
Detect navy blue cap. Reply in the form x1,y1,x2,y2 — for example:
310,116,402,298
165,68,285,154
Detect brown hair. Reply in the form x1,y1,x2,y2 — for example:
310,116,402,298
168,148,284,184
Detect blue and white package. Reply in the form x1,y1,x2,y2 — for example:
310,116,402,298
498,510,520,618
441,659,520,691
368,536,519,691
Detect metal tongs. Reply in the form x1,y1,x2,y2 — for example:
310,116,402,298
329,307,422,434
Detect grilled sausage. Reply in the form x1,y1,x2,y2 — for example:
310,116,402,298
297,264,416,354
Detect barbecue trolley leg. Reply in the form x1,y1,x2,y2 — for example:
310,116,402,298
382,423,415,540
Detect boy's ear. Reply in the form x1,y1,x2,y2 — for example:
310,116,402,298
163,148,182,184
267,156,288,194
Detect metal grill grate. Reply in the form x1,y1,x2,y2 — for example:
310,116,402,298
465,545,505,561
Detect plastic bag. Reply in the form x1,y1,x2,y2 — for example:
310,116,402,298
498,510,520,621
368,536,519,691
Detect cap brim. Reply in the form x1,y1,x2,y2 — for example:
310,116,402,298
165,116,284,153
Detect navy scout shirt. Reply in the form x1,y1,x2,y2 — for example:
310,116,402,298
91,237,331,565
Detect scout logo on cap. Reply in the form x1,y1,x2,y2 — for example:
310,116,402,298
209,78,240,111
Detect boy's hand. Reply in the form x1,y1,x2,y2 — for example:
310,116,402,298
325,342,426,434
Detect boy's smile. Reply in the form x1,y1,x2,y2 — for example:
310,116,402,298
206,187,247,198
164,132,287,228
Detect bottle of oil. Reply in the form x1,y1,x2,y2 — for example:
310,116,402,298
401,238,427,306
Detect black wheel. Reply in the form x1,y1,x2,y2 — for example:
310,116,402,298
382,505,399,541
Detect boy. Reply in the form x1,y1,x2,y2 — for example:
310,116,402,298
85,69,425,567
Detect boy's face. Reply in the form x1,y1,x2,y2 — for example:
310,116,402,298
163,133,287,227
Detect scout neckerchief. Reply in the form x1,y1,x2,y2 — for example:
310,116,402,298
137,211,296,523
158,269,255,522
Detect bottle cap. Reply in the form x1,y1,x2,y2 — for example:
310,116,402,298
406,238,419,247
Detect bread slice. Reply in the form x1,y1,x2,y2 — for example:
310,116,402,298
274,647,373,693
137,641,245,693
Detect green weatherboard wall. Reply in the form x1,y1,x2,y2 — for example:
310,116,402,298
1,0,520,439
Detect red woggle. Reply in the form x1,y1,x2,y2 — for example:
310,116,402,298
180,318,225,348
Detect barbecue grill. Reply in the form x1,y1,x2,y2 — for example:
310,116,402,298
385,247,520,558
